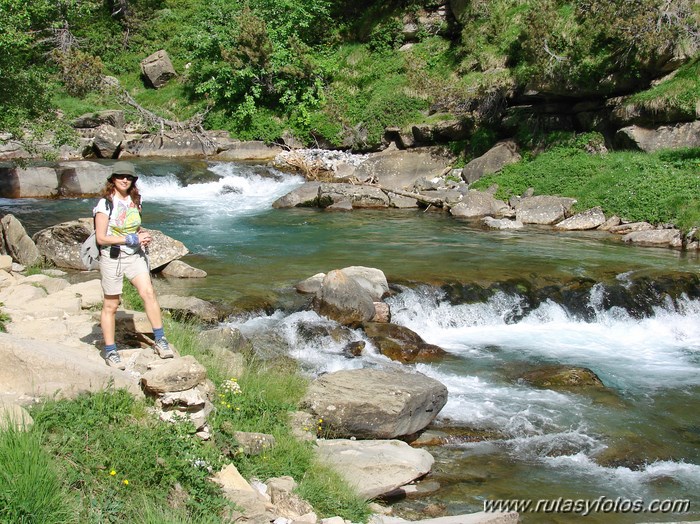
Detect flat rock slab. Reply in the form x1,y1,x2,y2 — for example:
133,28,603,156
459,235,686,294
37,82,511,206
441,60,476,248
141,355,207,394
0,333,139,402
315,439,435,499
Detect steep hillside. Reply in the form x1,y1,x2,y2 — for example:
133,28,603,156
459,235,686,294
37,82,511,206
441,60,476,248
1,0,698,158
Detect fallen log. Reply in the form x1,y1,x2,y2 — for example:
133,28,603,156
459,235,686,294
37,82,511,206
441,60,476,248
356,183,450,209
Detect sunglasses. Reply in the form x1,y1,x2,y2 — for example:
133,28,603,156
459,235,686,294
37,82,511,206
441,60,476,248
112,174,136,181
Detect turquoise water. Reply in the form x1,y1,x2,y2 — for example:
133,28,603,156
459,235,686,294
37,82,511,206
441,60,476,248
3,159,699,522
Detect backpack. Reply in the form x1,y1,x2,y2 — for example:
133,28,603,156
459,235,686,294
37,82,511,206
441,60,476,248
80,199,113,270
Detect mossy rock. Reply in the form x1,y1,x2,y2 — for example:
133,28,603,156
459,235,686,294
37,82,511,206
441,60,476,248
519,365,605,389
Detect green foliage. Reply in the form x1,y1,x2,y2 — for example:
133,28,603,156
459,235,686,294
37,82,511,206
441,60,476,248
367,17,404,52
317,44,429,146
31,388,229,521
0,0,54,136
511,0,700,93
0,424,77,524
51,49,105,97
472,142,700,230
177,0,332,140
121,280,144,311
626,58,700,116
296,462,371,522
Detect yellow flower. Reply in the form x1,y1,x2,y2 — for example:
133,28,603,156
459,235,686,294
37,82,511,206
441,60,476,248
227,404,231,409
110,470,116,476
318,418,323,423
122,479,129,486
235,407,240,411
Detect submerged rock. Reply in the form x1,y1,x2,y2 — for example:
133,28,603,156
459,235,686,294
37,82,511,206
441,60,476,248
519,365,605,389
363,321,446,363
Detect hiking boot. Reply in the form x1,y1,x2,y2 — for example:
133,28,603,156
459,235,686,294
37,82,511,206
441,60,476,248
153,337,174,359
103,350,125,370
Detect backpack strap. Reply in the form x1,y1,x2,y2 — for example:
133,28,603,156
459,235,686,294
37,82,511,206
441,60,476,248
93,198,114,247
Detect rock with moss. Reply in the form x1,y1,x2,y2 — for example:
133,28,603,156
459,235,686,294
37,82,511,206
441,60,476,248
519,365,605,390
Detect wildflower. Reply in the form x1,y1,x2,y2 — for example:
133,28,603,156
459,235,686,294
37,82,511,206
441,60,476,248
318,418,323,423
227,404,232,409
122,479,129,486
221,379,242,395
109,470,116,476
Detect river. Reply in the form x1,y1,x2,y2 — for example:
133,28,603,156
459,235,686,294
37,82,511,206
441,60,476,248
2,160,699,523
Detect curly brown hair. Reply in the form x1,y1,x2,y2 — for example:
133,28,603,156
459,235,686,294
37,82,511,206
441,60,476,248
101,178,142,209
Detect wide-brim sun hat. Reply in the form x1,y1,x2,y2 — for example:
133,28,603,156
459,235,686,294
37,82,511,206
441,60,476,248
109,161,138,181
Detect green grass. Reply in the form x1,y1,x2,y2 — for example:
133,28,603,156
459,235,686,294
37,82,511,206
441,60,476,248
625,58,700,116
29,388,229,522
471,140,700,231
0,423,77,524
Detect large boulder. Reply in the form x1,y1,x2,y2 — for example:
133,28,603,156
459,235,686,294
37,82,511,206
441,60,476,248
214,140,284,162
140,49,177,88
272,182,322,208
513,195,577,225
315,439,435,500
622,229,683,248
57,161,111,196
32,219,93,270
338,266,389,301
317,183,391,208
554,207,606,230
160,259,207,278
0,166,59,198
32,220,188,271
614,121,700,152
93,124,125,158
312,269,376,327
120,131,216,158
157,294,219,323
140,228,189,270
300,367,448,439
450,190,512,218
353,149,453,191
461,140,521,184
0,214,41,266
73,110,125,129
362,322,446,363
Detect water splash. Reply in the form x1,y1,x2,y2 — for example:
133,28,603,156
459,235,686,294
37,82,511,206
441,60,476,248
138,162,304,217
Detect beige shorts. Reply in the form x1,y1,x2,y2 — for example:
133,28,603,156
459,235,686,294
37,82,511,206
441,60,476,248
99,247,150,296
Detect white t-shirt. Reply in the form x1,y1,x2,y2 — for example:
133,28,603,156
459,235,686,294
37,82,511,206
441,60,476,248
93,194,142,255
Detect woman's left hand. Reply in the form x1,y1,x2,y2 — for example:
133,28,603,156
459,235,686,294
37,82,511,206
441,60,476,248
138,231,152,247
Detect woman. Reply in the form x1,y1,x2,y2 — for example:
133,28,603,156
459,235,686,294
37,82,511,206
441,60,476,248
94,161,173,369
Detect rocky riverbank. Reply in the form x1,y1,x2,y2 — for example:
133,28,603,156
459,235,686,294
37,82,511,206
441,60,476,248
0,209,522,524
2,146,698,253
